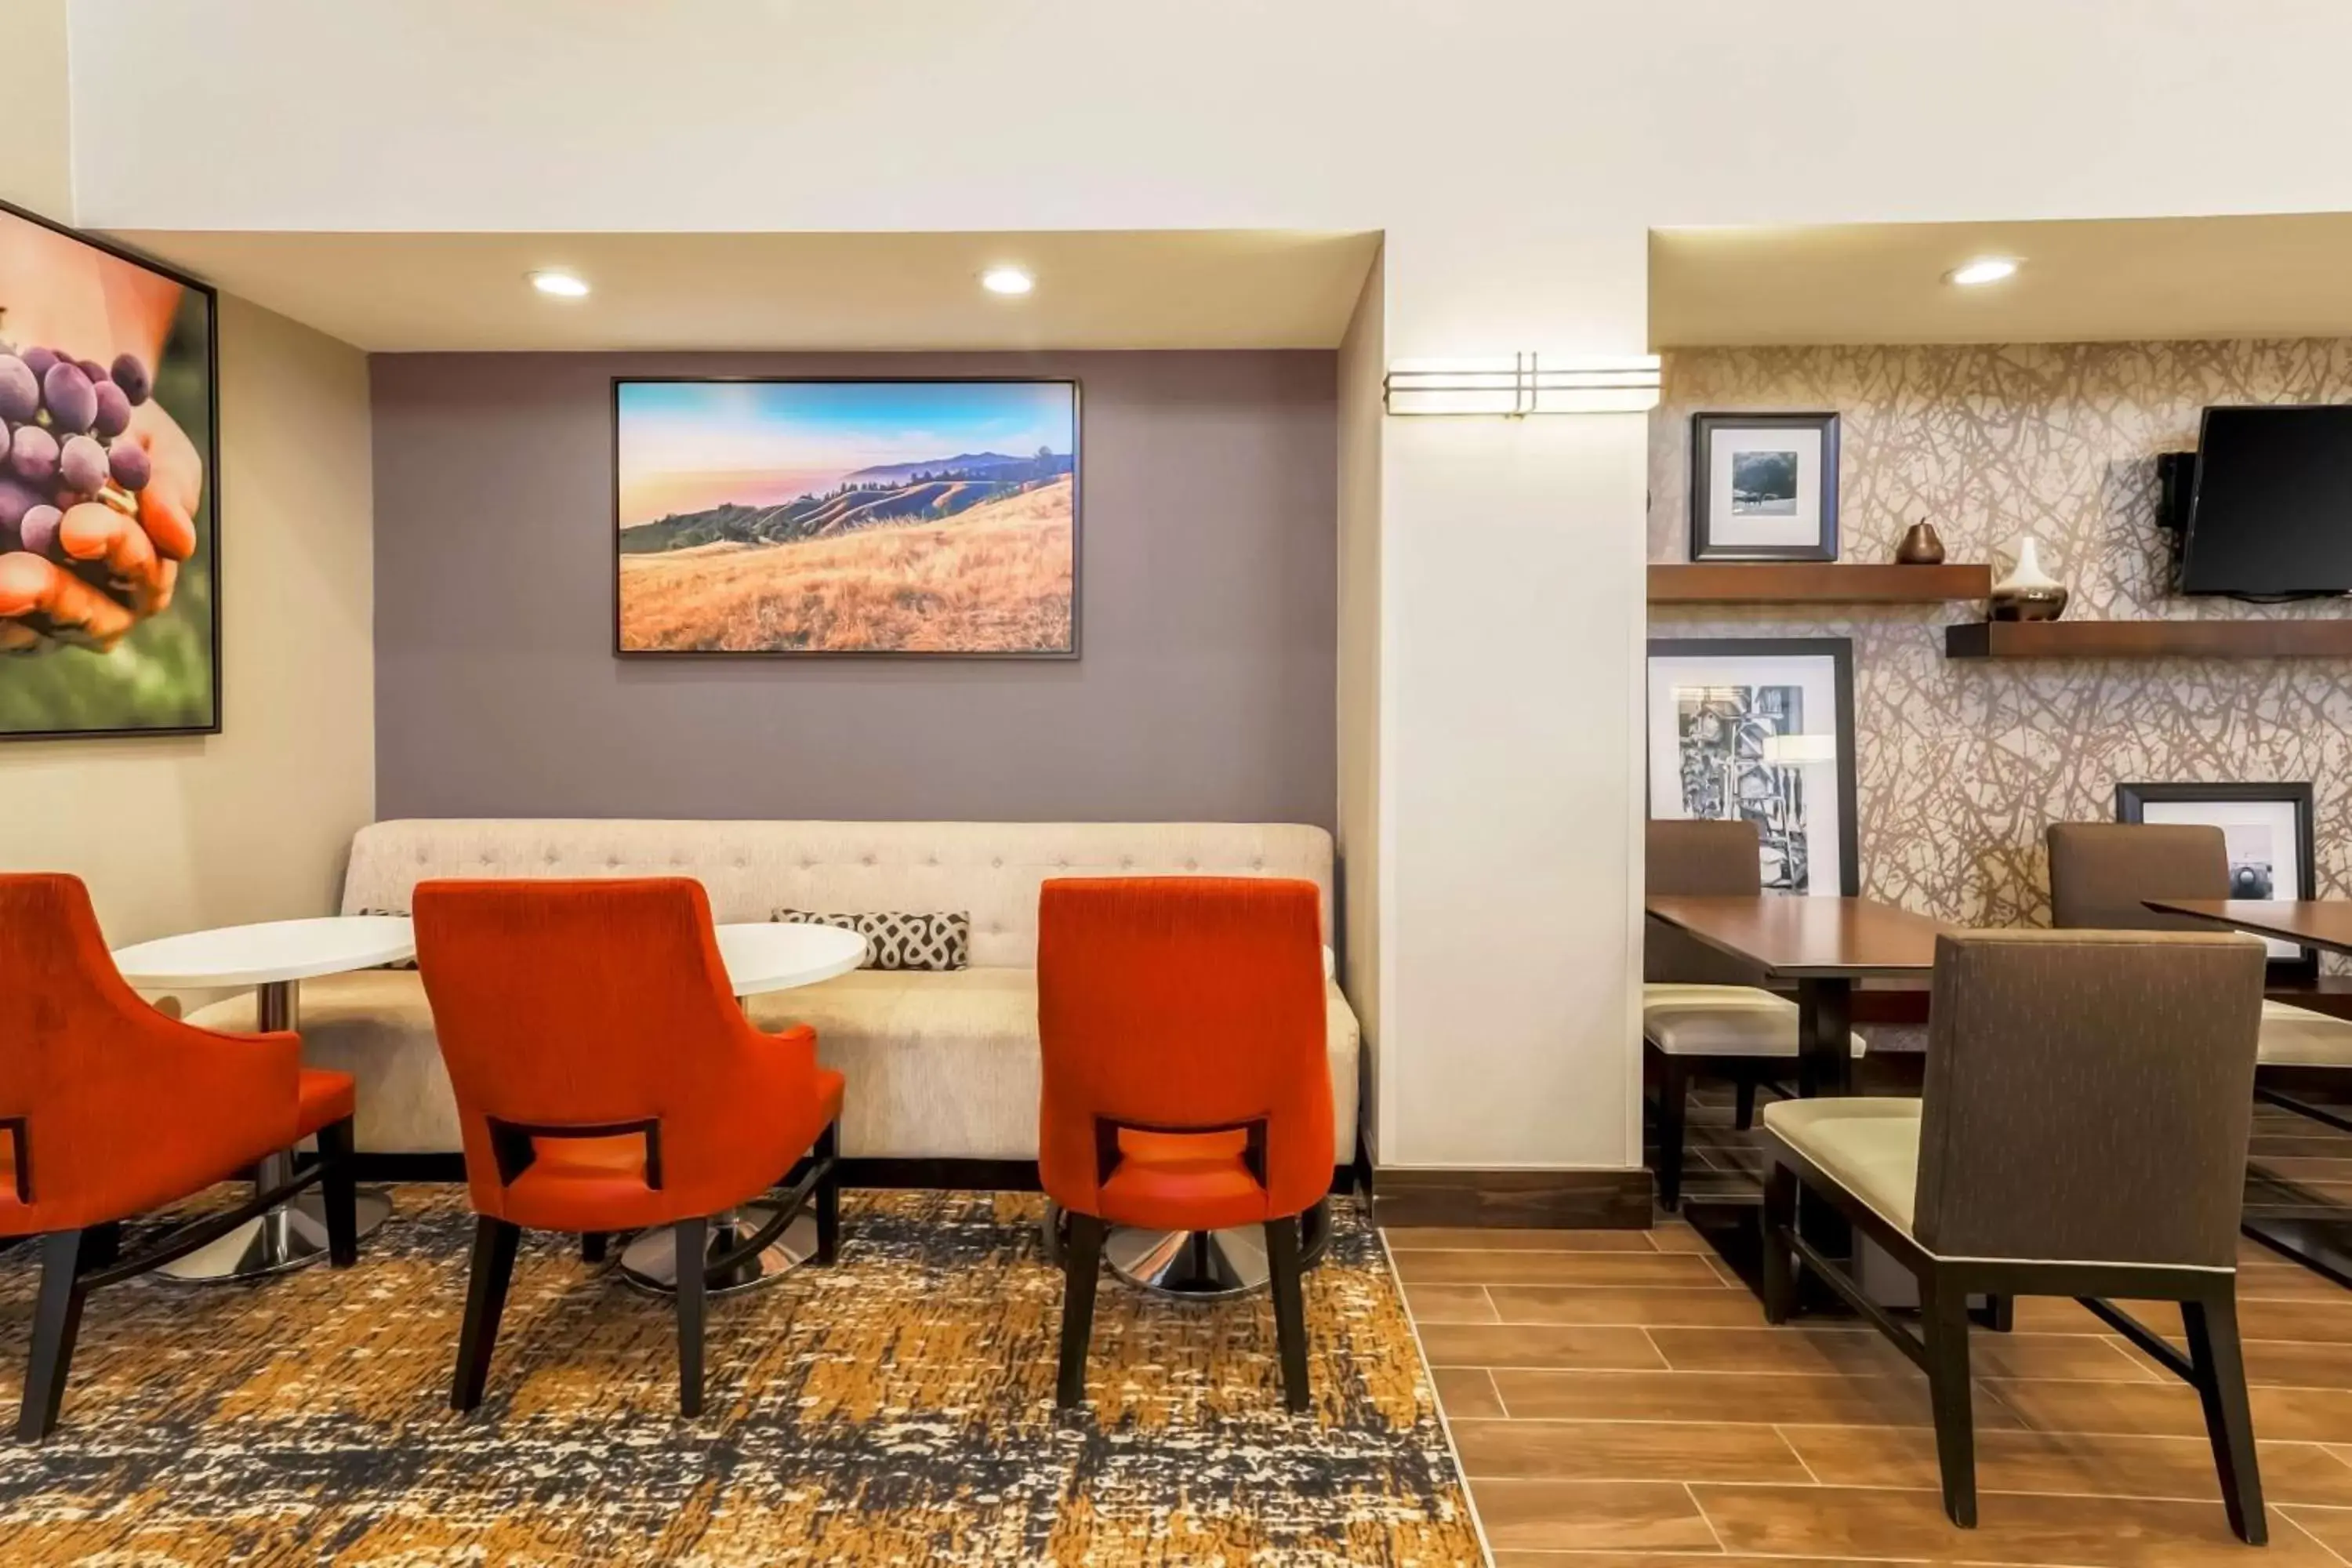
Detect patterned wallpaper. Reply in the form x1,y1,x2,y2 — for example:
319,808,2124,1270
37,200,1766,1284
1649,340,2352,931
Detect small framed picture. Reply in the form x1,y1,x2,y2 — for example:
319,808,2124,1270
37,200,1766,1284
1689,412,1840,561
2116,780,2318,978
1646,637,1860,896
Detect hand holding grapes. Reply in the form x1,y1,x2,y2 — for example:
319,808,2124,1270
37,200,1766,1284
0,346,197,653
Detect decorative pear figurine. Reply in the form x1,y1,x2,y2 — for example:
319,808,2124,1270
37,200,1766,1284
1895,520,1946,565
1988,535,2070,622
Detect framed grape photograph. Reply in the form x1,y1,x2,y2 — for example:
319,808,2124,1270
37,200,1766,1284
0,197,220,739
613,376,1080,658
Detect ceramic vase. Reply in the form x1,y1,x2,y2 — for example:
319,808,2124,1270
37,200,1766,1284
1988,535,2070,622
1895,521,1946,565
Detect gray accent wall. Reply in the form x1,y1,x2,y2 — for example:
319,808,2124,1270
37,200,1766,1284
371,350,1337,825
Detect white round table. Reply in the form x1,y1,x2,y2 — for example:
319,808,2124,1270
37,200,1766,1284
112,915,415,1283
618,922,868,1298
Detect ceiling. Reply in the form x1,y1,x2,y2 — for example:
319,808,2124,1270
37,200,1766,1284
1651,212,2352,347
102,229,1383,353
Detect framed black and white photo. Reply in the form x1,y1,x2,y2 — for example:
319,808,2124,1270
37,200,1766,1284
1689,412,1840,561
1646,637,1859,896
2116,781,2318,977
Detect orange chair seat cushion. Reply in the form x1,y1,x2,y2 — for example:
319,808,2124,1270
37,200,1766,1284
295,1069,358,1138
1097,1127,1274,1232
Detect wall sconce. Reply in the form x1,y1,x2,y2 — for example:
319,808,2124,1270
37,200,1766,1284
1383,354,1662,416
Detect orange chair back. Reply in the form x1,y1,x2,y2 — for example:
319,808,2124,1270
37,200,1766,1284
0,874,302,1232
412,877,822,1227
1036,877,1333,1223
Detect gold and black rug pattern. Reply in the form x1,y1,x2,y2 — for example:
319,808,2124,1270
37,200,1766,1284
0,1189,1482,1565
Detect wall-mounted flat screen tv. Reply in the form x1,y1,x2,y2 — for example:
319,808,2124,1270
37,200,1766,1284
2180,405,2352,597
614,377,1080,657
0,199,219,739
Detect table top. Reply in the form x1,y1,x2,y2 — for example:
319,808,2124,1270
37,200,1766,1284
1643,895,1947,979
2146,899,2352,956
716,922,869,996
113,915,417,990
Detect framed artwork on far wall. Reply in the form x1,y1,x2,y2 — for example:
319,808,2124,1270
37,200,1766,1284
1689,411,1840,562
1646,637,1860,896
613,376,1079,658
2116,780,2318,978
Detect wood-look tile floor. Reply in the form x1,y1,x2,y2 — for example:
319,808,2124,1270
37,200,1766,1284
1388,1090,2352,1566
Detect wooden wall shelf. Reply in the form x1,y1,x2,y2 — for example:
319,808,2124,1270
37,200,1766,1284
1649,563,1990,604
1945,619,2352,659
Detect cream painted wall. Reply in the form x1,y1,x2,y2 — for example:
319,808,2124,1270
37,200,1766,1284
0,0,71,220
1335,248,1385,1160
0,2,375,947
60,0,2352,1173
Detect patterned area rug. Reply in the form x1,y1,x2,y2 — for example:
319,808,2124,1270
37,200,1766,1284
0,1189,1482,1566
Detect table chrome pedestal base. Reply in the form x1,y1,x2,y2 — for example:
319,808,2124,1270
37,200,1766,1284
618,1205,817,1298
1046,1201,1334,1301
156,1187,394,1283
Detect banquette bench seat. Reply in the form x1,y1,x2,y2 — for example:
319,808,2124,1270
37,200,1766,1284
187,820,1363,1163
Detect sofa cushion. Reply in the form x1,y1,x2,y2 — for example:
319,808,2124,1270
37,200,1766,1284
187,966,1363,1163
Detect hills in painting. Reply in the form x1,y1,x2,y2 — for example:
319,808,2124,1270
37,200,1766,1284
617,449,1073,556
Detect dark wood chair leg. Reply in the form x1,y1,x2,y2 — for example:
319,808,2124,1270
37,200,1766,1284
317,1116,360,1268
676,1216,708,1417
1055,1212,1107,1410
452,1217,521,1413
1984,1294,2014,1334
1265,1211,1312,1412
815,1123,841,1266
2184,1291,2267,1544
1919,1269,1978,1529
1733,1075,1758,1132
80,1222,121,1272
18,1230,89,1443
1760,1161,1798,1324
580,1232,608,1265
1654,1054,1690,1211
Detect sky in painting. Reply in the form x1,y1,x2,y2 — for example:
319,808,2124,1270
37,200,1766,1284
616,379,1076,526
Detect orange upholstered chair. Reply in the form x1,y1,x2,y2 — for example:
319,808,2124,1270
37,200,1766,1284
1037,876,1334,1411
412,877,844,1417
0,873,359,1443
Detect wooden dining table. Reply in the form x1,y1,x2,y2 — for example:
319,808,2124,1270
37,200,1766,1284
2143,897,2352,1287
1643,894,1950,1098
1643,894,1948,1279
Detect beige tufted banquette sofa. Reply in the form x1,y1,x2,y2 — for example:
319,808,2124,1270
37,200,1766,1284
187,819,1362,1163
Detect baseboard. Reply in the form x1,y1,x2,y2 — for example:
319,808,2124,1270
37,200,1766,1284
1370,1166,1652,1229
350,1152,1363,1196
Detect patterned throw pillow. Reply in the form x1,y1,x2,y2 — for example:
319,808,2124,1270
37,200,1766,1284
773,909,970,972
358,906,419,971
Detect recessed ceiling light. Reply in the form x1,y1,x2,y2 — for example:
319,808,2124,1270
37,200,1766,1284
1946,257,2020,288
980,265,1034,296
528,269,590,299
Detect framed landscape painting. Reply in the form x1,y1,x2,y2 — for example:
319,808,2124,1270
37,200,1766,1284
0,198,220,739
614,377,1079,656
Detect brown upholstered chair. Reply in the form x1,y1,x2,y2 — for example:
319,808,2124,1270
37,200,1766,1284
1643,819,1864,1208
1761,929,2268,1541
2048,822,2352,1096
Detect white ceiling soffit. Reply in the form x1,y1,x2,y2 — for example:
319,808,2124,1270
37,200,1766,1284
1652,212,2352,347
99,229,1383,354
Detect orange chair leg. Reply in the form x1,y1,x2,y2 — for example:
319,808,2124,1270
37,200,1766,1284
452,1218,520,1412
